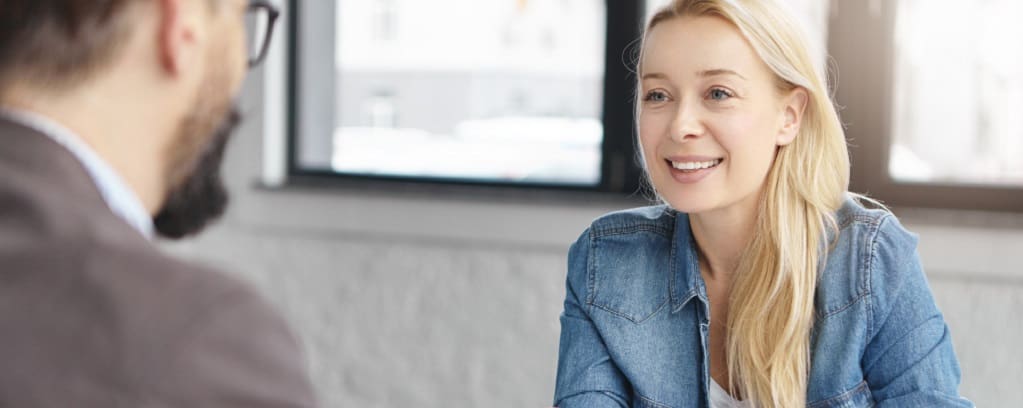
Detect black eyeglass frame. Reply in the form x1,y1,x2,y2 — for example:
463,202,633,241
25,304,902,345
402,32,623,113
247,0,281,68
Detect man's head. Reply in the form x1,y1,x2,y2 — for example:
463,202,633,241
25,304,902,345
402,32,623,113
0,0,272,239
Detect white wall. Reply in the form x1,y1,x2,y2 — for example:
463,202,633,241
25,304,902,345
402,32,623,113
163,56,1023,408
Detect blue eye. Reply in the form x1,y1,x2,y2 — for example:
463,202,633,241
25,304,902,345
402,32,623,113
708,88,733,101
644,90,669,103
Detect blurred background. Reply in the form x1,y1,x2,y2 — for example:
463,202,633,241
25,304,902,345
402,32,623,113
165,0,1023,406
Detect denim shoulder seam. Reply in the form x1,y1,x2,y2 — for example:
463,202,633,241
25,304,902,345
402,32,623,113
586,228,597,306
837,212,888,230
837,213,885,231
818,212,888,320
836,196,890,227
864,212,895,342
590,223,673,239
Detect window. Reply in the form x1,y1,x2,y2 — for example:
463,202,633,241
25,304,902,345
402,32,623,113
890,0,1023,187
288,1,646,193
285,1,1023,209
832,0,1023,211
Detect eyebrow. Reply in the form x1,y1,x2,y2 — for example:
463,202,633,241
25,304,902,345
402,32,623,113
699,69,746,80
640,69,747,81
640,72,668,81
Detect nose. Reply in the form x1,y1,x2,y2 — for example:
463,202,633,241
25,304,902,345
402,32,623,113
669,99,704,143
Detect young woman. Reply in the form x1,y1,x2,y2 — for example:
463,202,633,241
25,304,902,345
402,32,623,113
553,1,973,407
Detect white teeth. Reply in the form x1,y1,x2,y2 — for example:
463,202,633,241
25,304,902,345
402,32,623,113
672,159,722,170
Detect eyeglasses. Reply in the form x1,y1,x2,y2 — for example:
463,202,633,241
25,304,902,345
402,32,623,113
245,0,281,68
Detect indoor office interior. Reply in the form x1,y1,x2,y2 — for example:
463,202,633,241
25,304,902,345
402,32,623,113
164,0,1023,406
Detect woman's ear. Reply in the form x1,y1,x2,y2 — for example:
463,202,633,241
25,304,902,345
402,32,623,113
777,87,808,146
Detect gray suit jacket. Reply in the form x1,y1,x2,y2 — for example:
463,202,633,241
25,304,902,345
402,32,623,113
0,118,318,407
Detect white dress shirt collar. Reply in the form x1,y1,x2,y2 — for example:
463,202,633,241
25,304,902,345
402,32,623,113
0,108,155,239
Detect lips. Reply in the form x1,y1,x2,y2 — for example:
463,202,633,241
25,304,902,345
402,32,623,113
663,155,724,183
670,158,723,171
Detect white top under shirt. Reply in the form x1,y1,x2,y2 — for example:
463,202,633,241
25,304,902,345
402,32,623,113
710,379,752,408
0,108,155,238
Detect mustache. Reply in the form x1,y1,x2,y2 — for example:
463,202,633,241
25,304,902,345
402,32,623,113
153,108,241,240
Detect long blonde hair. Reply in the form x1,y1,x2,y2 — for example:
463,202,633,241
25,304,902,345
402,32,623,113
639,1,849,406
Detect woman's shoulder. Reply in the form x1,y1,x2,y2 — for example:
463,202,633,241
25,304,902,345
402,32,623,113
583,204,677,238
836,194,891,227
567,204,678,277
818,194,921,318
833,193,917,246
567,205,681,324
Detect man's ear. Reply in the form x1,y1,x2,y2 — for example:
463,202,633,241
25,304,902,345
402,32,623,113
777,87,808,146
157,0,195,76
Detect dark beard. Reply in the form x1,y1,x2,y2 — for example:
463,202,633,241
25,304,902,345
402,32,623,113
153,109,241,240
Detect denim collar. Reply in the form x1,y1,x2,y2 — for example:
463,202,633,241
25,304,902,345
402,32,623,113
668,196,859,315
670,211,710,315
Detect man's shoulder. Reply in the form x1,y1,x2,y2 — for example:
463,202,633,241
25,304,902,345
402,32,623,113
80,223,272,332
7,207,271,335
0,207,315,405
81,238,316,406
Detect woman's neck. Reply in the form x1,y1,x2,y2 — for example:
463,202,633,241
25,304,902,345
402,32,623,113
689,194,761,282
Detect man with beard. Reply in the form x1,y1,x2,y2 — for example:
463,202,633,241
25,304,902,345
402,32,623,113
0,0,317,406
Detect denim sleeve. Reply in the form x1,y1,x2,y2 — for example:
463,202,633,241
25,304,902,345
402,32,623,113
862,216,974,407
553,230,631,408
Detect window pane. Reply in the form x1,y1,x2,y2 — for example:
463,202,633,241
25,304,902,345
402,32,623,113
332,0,606,186
891,0,1023,187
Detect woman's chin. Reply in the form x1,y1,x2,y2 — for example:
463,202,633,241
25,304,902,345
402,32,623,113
662,195,718,215
650,175,721,214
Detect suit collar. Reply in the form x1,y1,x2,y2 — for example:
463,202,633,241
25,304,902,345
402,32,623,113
0,114,154,238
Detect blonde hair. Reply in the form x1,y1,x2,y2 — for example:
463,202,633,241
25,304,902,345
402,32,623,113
639,1,849,406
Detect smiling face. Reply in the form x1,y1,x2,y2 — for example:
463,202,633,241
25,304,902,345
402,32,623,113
638,15,805,216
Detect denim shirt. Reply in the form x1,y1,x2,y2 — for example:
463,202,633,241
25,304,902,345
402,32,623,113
554,197,973,408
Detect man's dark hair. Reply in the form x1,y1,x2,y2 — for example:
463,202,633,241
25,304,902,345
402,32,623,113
0,0,143,88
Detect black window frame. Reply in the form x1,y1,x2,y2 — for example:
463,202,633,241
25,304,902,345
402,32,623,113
283,0,649,196
830,0,1023,213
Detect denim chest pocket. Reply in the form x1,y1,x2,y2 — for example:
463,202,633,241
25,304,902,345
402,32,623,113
588,230,673,324
808,381,875,408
